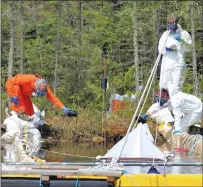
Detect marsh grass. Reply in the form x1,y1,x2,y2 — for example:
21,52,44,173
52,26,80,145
44,103,166,145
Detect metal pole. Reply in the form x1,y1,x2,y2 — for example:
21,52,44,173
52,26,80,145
102,55,107,148
101,43,108,148
4,162,203,167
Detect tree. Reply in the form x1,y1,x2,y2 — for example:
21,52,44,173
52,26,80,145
54,0,61,94
190,2,199,95
132,2,139,95
8,0,15,78
19,2,25,73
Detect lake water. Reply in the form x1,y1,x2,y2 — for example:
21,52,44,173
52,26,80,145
42,141,202,162
41,141,203,174
42,142,112,162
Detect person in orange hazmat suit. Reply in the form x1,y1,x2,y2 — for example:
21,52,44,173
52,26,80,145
5,74,77,117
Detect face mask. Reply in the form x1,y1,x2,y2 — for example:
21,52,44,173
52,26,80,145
155,96,167,106
35,78,48,97
35,90,47,97
167,23,177,32
160,98,167,106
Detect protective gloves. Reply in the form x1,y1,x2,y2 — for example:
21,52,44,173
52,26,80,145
172,130,181,134
174,35,181,42
141,114,148,119
168,121,174,125
11,96,19,106
62,106,78,117
136,114,148,124
162,102,168,108
165,47,173,52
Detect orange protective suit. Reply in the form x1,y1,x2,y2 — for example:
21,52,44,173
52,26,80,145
5,74,64,116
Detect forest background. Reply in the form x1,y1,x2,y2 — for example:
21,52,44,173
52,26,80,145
1,0,203,143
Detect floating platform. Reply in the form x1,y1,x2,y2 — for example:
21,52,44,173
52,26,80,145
1,159,202,187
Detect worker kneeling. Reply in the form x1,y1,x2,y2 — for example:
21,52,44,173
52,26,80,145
1,105,45,162
167,83,202,134
137,89,174,140
139,85,202,136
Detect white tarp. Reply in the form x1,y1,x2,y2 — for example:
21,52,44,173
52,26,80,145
102,123,164,160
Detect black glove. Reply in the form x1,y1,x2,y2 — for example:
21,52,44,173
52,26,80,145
168,121,174,125
62,106,78,117
66,110,78,117
135,116,147,124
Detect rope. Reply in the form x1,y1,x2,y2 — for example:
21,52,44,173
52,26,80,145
93,158,123,171
75,170,80,187
188,134,202,156
41,149,96,159
180,132,191,146
177,132,202,156
39,172,44,187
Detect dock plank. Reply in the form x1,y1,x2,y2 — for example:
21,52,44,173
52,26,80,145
2,169,123,177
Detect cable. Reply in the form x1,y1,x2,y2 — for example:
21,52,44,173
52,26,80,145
188,134,202,156
39,172,44,187
75,170,80,187
41,149,95,159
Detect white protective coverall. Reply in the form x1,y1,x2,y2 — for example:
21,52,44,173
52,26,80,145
158,24,192,90
1,105,44,162
168,84,202,132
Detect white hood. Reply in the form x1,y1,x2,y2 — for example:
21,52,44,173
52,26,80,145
168,83,180,98
176,24,182,32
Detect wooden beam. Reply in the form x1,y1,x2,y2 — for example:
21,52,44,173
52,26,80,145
2,169,123,177
4,164,88,170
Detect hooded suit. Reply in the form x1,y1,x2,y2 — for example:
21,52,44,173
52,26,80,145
168,84,202,132
158,24,192,90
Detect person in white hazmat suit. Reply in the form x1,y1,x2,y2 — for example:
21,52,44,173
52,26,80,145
1,104,45,162
167,83,202,134
158,15,192,90
136,89,174,140
137,89,171,122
